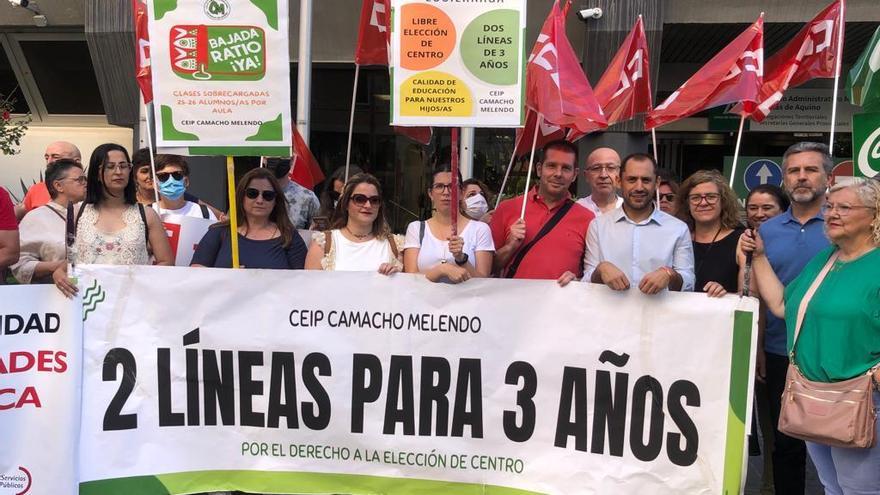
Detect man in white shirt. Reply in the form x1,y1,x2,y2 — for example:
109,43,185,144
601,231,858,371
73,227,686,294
153,154,217,223
576,147,623,216
583,153,695,294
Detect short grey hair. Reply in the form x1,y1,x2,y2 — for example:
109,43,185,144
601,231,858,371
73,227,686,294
828,179,880,244
782,142,833,175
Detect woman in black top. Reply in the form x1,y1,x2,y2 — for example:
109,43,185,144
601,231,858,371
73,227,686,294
676,170,744,297
192,168,306,269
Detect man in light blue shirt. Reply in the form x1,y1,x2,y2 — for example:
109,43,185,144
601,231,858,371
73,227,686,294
583,153,695,293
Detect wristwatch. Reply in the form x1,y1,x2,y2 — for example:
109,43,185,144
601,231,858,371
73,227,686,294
454,253,469,266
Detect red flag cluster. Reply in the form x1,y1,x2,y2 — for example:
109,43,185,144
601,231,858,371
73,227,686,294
290,126,325,190
355,0,432,145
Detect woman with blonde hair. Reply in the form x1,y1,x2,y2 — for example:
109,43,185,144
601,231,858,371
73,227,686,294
305,173,402,274
676,169,745,297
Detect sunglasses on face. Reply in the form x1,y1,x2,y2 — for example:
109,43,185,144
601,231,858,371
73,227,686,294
350,194,382,206
659,193,676,202
245,188,277,201
156,171,184,182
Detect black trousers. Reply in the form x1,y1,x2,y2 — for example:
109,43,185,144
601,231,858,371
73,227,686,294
766,352,806,494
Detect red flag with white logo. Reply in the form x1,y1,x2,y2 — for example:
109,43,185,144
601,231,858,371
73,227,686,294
526,1,607,133
133,0,153,103
731,1,843,122
570,16,652,141
355,0,390,66
513,109,567,158
646,15,764,130
290,126,325,190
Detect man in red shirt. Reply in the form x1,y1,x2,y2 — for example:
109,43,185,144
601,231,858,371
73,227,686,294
0,187,20,283
490,140,594,280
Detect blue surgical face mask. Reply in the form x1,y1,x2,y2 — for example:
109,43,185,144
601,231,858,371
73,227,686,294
158,176,186,201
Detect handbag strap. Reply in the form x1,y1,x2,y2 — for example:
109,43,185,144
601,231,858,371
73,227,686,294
791,250,840,358
504,200,574,279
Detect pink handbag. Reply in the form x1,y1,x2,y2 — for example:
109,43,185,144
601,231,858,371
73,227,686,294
778,250,880,449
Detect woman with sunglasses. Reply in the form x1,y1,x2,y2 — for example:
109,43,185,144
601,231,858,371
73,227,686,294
676,170,745,298
403,165,494,283
305,173,402,274
53,143,174,298
192,168,306,269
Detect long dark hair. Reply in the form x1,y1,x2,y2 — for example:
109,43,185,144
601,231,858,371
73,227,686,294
85,143,136,205
330,173,390,237
215,168,296,248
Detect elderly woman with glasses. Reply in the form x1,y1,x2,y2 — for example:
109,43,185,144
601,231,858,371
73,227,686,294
305,173,402,274
53,143,173,298
403,164,494,284
676,170,746,298
192,168,306,269
741,179,880,495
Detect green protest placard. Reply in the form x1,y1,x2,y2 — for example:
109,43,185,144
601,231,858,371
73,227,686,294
853,112,880,177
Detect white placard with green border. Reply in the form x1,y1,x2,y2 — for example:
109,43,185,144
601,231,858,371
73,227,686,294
147,0,291,156
390,0,526,128
74,265,757,494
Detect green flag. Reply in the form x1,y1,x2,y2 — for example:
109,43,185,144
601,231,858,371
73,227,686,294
847,26,880,112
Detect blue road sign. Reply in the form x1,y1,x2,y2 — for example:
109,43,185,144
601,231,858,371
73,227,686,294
743,159,782,191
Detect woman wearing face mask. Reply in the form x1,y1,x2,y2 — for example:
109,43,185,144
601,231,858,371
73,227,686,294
314,165,363,229
403,165,495,284
192,168,306,269
305,173,402,274
461,178,495,223
153,154,217,223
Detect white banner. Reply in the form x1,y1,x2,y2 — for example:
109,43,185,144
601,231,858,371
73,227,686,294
0,285,81,495
390,0,526,127
162,216,215,267
147,0,292,155
76,265,757,494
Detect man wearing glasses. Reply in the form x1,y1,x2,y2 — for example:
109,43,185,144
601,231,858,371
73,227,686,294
576,147,623,217
751,142,832,495
11,159,85,284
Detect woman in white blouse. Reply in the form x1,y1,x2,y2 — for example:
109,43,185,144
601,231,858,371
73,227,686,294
305,173,402,274
403,165,494,283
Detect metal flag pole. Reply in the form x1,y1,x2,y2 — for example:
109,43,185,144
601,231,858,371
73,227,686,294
344,65,361,182
496,152,516,209
828,0,846,156
728,115,747,188
143,101,161,208
652,127,660,205
520,113,543,220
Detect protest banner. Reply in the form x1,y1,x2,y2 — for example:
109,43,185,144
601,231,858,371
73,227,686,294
0,286,82,495
146,0,292,156
162,216,216,267
75,265,757,494
390,0,526,127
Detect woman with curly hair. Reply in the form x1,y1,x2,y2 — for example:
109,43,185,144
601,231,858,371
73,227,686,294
305,173,402,275
676,169,745,297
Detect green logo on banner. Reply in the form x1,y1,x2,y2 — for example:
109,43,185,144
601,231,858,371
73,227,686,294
83,280,106,321
170,25,266,81
853,112,880,177
204,0,230,20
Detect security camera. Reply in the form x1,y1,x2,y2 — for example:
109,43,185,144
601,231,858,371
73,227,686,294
576,8,603,20
9,0,41,14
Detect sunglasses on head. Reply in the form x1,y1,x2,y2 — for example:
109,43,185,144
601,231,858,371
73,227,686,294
156,171,184,182
350,194,382,206
245,188,277,201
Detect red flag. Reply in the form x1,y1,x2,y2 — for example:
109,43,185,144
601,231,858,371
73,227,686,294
355,0,390,66
513,109,567,158
569,16,653,141
526,1,607,134
133,0,153,103
731,1,843,121
646,15,764,130
290,127,325,190
393,126,433,145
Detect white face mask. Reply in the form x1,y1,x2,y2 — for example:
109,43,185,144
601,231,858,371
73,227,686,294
464,194,489,219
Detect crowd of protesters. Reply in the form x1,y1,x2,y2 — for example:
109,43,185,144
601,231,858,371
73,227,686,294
1,138,878,494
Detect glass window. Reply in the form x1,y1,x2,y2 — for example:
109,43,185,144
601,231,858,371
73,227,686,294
0,46,29,114
18,40,105,115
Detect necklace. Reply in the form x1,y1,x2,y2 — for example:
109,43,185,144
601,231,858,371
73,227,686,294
345,226,372,240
